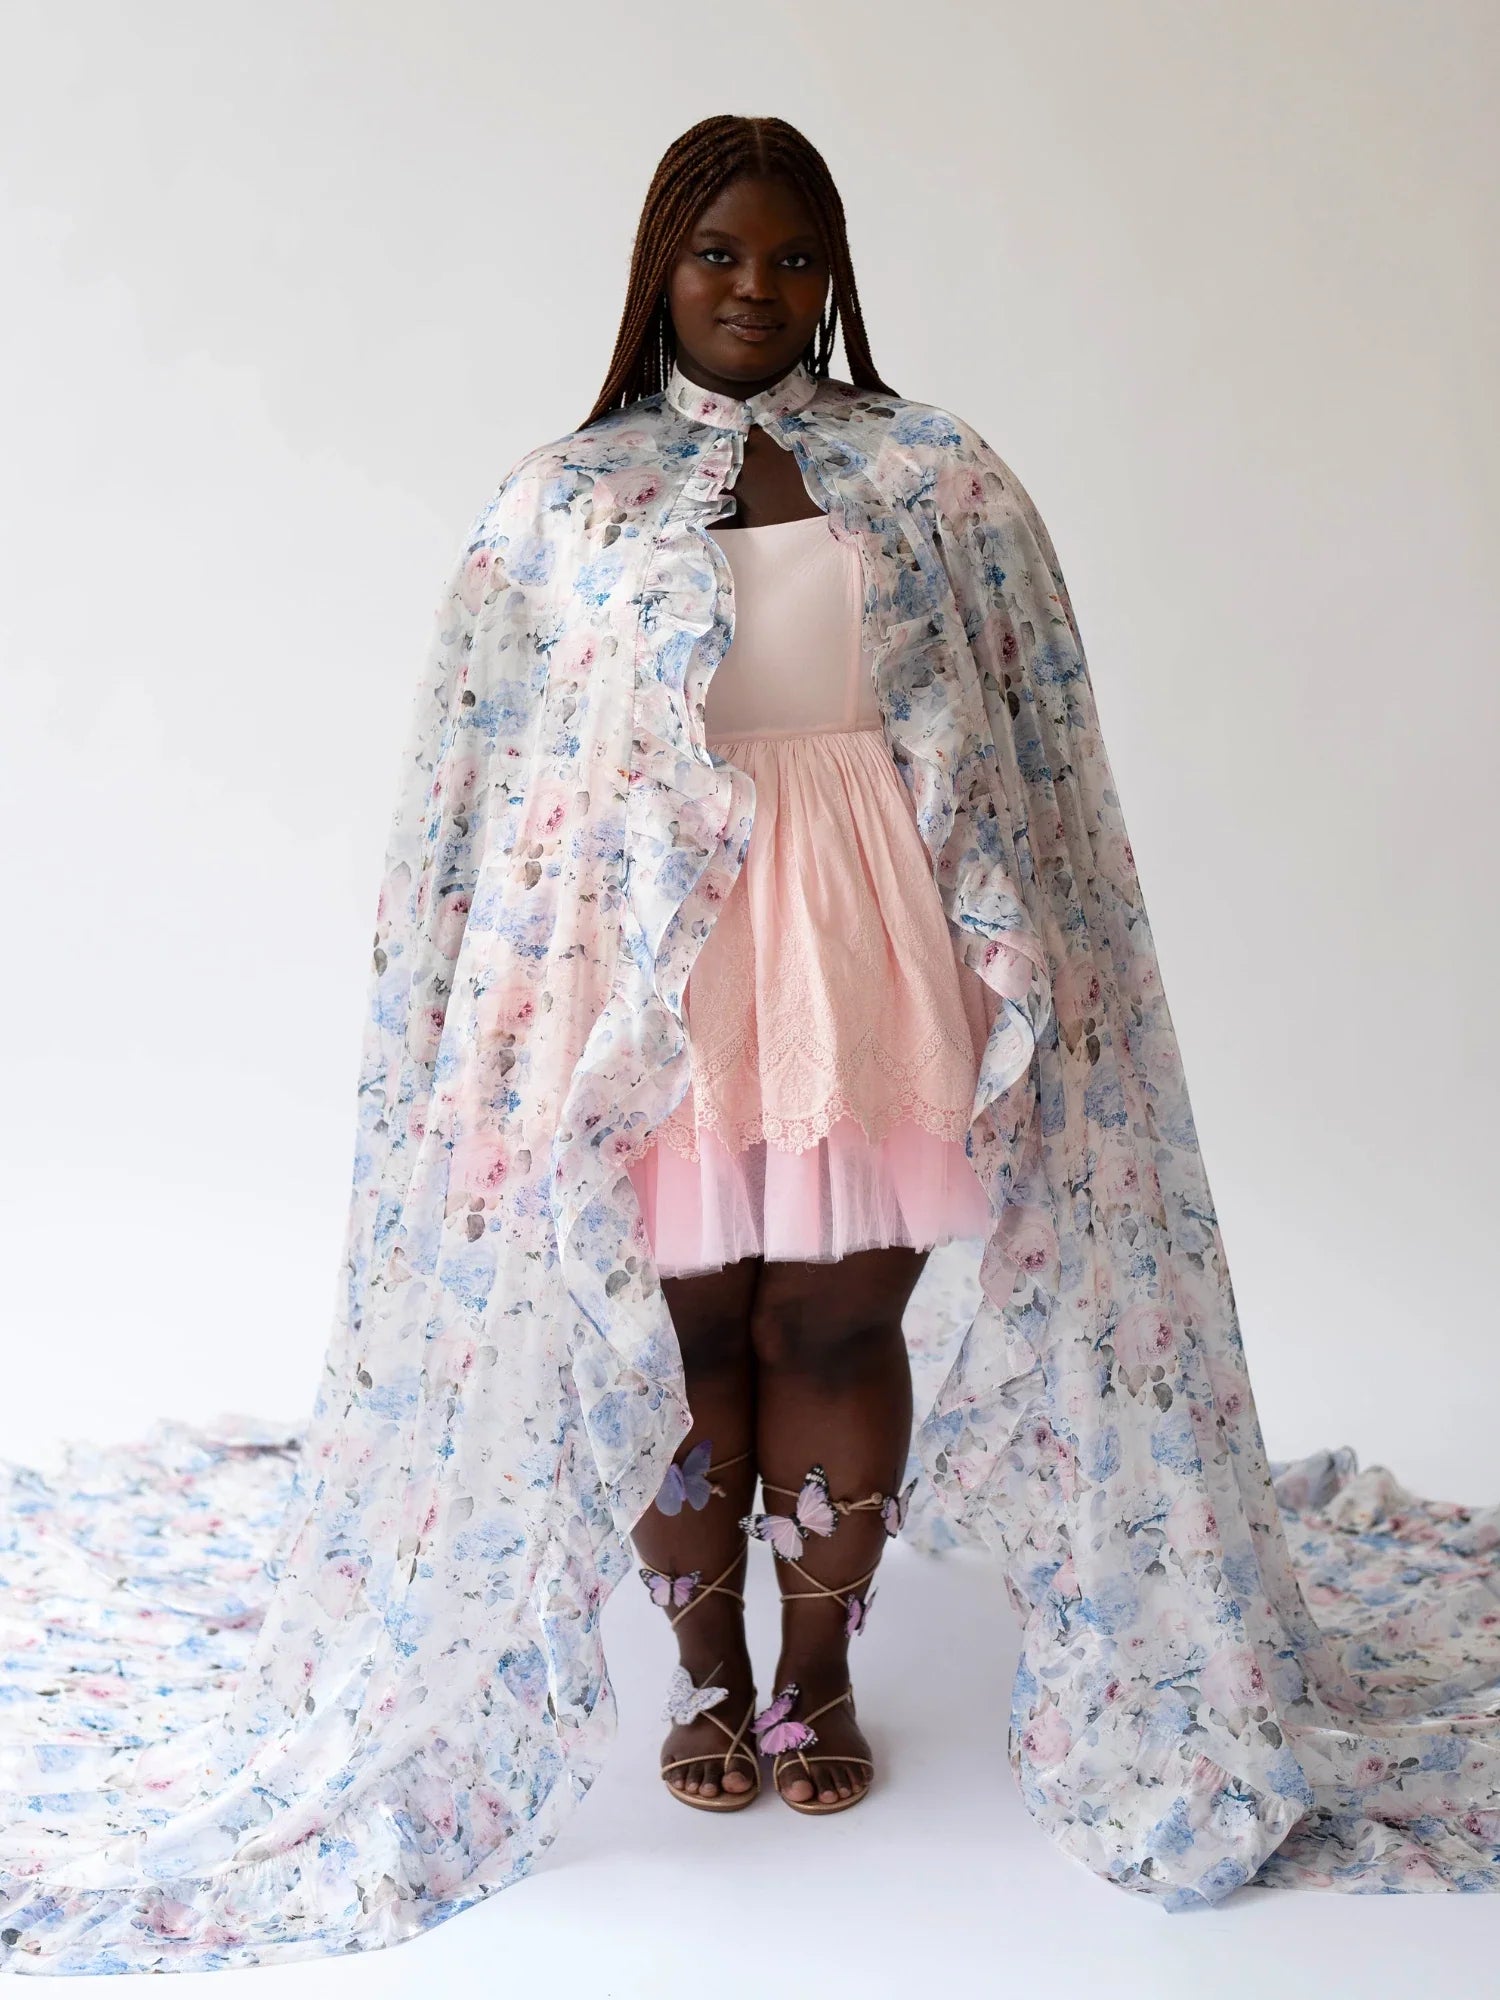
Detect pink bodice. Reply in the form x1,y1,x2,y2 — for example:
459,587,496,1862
705,513,881,741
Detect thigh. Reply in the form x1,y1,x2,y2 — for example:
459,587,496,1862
660,1256,762,1377
749,1246,927,1373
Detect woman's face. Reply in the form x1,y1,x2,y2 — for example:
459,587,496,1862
666,174,830,393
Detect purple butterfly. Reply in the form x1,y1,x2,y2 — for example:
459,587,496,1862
654,1439,717,1516
881,1477,917,1538
741,1465,837,1560
844,1587,878,1637
639,1565,699,1611
751,1685,817,1758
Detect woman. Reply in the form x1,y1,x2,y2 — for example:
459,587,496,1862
3,113,1499,1974
613,133,1003,1815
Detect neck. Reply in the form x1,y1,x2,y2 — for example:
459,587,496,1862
670,352,806,402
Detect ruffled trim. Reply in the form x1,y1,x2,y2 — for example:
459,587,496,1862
547,442,755,1533
843,494,1056,1561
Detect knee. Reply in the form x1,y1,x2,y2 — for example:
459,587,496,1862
749,1298,893,1384
669,1306,754,1386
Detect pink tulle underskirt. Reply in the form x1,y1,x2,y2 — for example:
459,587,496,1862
625,1097,994,1279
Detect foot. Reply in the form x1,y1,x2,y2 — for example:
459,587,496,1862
769,1656,872,1807
661,1641,758,1802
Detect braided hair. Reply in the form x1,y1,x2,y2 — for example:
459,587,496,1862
580,114,895,428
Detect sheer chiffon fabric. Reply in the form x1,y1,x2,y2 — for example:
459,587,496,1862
624,513,997,1277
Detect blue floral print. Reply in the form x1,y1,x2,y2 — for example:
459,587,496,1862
2,357,1498,1975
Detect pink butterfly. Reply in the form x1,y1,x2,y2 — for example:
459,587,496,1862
741,1465,837,1561
639,1565,699,1611
751,1685,817,1758
881,1477,917,1538
654,1439,716,1516
844,1587,877,1637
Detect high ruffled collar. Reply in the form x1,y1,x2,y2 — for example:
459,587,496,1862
664,356,819,433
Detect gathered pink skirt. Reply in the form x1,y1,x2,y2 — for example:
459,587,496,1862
623,722,998,1278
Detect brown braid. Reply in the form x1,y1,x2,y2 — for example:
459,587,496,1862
579,114,896,430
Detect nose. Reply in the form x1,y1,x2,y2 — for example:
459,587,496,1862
732,257,780,301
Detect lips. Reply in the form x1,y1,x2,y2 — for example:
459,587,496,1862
720,317,785,344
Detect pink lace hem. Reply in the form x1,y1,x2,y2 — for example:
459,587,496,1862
651,1065,975,1160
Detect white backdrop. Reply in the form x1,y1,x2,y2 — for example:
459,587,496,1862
2,0,1496,1500
4,7,1500,1996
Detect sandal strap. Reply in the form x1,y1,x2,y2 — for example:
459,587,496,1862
777,1557,878,1609
769,1688,872,1785
662,1447,751,1507
672,1548,746,1629
661,1696,760,1781
774,1752,874,1774
704,1449,750,1490
761,1476,894,1521
801,1686,856,1729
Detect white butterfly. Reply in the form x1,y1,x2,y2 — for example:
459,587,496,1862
662,1663,728,1727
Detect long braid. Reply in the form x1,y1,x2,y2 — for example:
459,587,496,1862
580,115,895,429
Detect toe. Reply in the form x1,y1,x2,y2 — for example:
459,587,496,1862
697,1767,720,1798
721,1765,753,1795
781,1769,815,1804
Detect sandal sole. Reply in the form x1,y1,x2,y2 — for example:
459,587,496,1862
662,1777,762,1813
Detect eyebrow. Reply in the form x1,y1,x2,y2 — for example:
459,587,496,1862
691,226,822,249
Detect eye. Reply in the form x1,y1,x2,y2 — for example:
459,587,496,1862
781,252,814,269
697,248,734,265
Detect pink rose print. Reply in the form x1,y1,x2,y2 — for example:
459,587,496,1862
1166,1491,1219,1555
1198,1645,1268,1719
996,1202,1057,1275
1111,1302,1178,1376
1022,1700,1074,1767
935,462,987,518
460,548,496,615
592,467,665,513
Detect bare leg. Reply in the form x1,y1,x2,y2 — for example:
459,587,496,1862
630,1255,761,1800
749,1245,926,1806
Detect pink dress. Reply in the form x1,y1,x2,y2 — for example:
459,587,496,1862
623,509,997,1278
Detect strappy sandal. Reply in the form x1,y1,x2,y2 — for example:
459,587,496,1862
752,1682,873,1816
657,1661,762,1813
638,1445,761,1814
742,1465,916,1815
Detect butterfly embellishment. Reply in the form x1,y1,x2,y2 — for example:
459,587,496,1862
844,1588,877,1637
881,1477,917,1538
741,1465,837,1561
662,1663,728,1727
639,1565,699,1611
654,1439,720,1516
751,1685,817,1757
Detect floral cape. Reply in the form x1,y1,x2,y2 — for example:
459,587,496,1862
3,357,1499,1974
